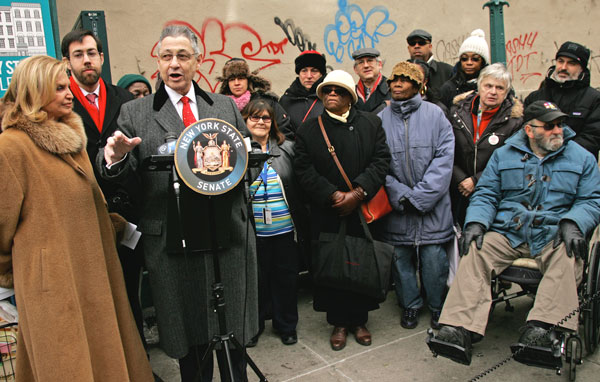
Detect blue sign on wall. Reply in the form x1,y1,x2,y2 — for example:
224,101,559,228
0,0,56,96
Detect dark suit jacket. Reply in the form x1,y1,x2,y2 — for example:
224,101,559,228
71,81,139,220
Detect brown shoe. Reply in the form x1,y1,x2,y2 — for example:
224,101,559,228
330,326,348,351
351,325,372,346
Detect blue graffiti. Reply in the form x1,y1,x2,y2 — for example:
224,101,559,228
323,0,397,63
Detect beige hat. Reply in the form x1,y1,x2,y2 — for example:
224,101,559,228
387,62,424,87
316,70,358,104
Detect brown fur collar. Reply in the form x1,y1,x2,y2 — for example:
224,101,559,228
453,91,524,118
5,112,87,154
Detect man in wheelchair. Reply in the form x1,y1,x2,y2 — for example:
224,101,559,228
427,101,600,365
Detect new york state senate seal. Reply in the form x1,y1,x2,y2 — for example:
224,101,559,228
174,118,248,195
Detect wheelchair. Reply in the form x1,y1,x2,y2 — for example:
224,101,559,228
426,240,600,381
487,241,600,380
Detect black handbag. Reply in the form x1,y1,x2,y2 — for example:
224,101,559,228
312,211,393,302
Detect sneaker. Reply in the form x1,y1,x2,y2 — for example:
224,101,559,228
518,324,553,348
430,311,441,330
401,308,420,329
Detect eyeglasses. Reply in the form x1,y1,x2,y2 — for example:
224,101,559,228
158,52,194,62
249,115,272,123
321,86,348,96
70,49,100,60
355,57,377,67
529,122,564,131
460,55,482,63
408,39,429,47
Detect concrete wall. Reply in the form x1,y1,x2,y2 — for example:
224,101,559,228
55,0,600,98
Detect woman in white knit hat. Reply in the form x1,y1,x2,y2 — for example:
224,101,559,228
439,29,490,108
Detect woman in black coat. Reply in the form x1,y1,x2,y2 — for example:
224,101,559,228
294,70,390,351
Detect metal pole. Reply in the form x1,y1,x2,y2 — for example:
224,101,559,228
483,0,510,65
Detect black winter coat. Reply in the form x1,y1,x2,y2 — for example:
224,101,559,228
439,62,485,109
294,107,390,312
279,77,325,138
524,67,600,158
450,92,523,225
427,59,454,93
355,76,390,114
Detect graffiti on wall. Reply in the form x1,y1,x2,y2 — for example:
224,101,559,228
506,31,542,84
323,0,397,63
435,32,469,65
150,19,288,92
274,17,317,53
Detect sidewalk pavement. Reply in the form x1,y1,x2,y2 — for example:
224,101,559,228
149,284,600,381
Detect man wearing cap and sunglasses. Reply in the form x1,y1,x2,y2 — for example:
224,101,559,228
429,100,600,366
406,29,453,93
525,41,600,159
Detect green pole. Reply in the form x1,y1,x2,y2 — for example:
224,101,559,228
483,0,510,65
48,0,61,58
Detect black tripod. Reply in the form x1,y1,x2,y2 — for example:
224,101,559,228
167,165,267,382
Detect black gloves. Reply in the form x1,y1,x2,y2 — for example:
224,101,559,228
553,220,587,260
399,197,423,215
459,223,486,256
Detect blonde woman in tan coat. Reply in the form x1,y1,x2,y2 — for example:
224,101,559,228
0,55,153,381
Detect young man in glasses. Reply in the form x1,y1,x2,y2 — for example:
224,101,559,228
525,41,600,159
406,29,452,93
428,101,600,366
351,47,390,114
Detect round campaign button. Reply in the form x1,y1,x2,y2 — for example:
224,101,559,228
174,118,248,195
488,133,499,146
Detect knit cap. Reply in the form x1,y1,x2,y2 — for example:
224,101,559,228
295,50,326,75
458,29,490,65
116,74,152,92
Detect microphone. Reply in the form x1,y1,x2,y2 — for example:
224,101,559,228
157,133,178,155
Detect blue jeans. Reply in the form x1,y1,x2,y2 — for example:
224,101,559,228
392,244,449,311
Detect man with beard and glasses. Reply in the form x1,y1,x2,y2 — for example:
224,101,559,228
60,29,149,362
525,41,600,158
428,101,600,366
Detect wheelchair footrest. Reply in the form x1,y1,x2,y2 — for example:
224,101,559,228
511,342,562,370
426,331,472,365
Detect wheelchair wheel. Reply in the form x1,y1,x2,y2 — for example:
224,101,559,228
584,242,600,354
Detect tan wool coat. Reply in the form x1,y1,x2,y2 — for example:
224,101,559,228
0,110,153,381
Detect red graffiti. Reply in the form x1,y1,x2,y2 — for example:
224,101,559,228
505,32,542,84
150,19,288,92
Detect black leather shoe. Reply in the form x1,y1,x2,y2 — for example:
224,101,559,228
401,308,420,329
518,324,553,347
430,311,441,330
280,333,297,345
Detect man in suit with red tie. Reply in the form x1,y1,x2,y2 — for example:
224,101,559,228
61,29,147,354
99,25,258,382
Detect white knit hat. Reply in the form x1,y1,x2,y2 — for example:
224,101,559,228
316,70,358,104
458,29,490,65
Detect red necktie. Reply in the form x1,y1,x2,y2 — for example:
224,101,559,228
181,96,197,127
85,93,98,110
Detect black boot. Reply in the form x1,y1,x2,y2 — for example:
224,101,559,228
426,325,473,365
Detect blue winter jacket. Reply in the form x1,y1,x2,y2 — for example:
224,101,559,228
377,94,455,246
465,126,600,256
